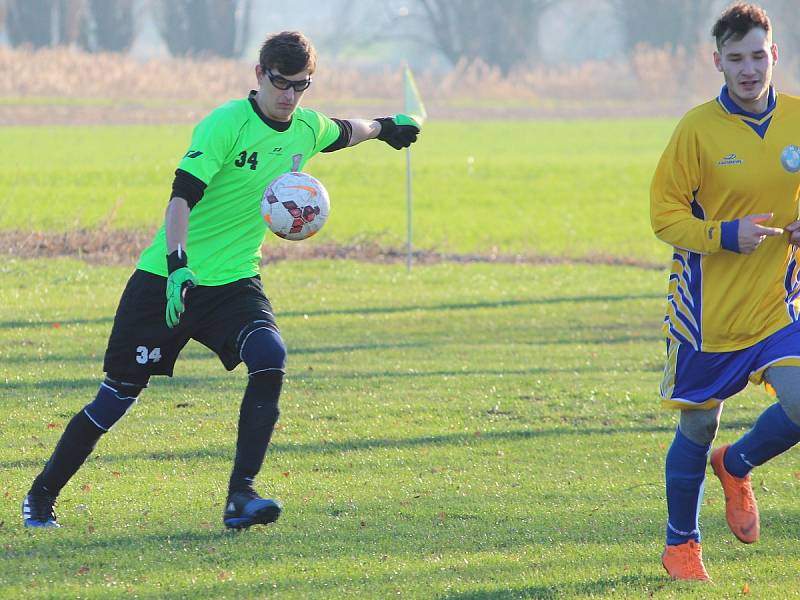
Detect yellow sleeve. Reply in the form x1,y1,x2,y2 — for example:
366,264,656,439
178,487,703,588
650,119,725,254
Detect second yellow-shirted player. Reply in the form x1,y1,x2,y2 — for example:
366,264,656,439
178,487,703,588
652,90,800,355
650,3,800,583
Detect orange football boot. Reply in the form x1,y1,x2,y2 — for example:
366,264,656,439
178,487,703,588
661,540,711,582
710,444,760,543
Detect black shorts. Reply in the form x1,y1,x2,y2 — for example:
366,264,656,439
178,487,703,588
103,270,278,381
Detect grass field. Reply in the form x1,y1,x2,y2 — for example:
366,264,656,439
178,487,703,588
0,120,674,262
2,121,799,598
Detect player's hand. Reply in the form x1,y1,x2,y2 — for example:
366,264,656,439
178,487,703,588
784,219,800,245
375,114,420,149
737,213,783,254
165,267,198,328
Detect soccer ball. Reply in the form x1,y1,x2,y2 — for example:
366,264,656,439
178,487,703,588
261,172,330,240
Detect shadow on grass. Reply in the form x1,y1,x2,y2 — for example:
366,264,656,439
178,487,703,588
1,416,761,477
1,528,238,561
1,423,677,470
0,316,113,329
1,509,671,565
0,291,662,331
278,293,663,319
437,574,668,599
0,340,437,365
7,506,800,593
0,330,663,367
3,359,658,392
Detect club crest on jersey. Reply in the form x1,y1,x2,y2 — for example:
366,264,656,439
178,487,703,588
717,153,743,166
780,145,800,173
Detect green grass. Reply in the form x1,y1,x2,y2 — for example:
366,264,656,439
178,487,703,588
2,120,796,597
1,257,798,599
0,120,674,261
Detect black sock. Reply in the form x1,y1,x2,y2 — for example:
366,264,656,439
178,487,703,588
29,410,105,497
228,371,282,494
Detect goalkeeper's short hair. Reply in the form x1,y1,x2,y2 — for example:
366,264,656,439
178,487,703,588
259,31,316,76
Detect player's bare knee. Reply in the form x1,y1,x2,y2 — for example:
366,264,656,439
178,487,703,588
679,406,722,446
238,324,287,375
765,366,800,425
83,377,146,432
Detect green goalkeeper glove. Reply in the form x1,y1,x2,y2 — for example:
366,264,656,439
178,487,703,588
375,114,420,149
165,248,198,329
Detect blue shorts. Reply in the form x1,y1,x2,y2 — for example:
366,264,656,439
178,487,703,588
661,320,800,409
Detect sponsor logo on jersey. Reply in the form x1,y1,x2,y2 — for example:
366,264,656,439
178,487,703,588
780,144,800,173
717,153,743,166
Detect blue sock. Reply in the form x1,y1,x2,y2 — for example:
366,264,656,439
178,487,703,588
724,402,800,478
665,427,710,545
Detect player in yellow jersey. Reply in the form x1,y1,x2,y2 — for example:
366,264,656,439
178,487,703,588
651,3,800,582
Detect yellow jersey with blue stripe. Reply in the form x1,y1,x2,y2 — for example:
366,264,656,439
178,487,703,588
651,87,800,352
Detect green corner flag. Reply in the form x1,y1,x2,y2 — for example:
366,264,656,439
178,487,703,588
403,66,425,271
403,65,427,126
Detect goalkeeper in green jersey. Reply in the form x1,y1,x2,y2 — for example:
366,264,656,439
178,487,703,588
22,31,420,530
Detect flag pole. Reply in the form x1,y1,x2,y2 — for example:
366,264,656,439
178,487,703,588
402,64,426,272
406,145,413,272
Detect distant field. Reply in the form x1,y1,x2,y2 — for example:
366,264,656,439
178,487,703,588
3,257,797,599
0,120,675,263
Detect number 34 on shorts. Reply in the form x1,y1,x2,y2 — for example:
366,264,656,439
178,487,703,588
136,346,162,364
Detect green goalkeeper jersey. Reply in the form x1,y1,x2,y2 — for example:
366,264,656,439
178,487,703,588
137,94,340,285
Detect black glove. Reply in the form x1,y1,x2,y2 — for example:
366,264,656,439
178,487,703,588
375,114,420,150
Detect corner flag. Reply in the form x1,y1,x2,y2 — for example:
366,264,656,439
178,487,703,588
403,66,426,271
404,65,427,126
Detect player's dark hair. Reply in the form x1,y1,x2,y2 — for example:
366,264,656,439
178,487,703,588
711,3,771,50
259,31,317,75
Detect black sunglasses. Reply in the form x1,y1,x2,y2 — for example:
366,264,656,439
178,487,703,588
265,68,312,92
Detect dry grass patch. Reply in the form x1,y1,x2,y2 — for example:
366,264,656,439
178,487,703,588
0,229,665,269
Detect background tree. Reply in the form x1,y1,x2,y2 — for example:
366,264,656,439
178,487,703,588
417,0,555,74
152,0,253,58
764,0,800,79
6,0,58,47
79,0,136,53
610,0,715,54
5,0,134,51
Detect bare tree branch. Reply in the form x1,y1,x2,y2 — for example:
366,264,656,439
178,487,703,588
610,0,715,52
7,0,56,47
80,0,136,53
417,0,555,73
152,0,251,58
